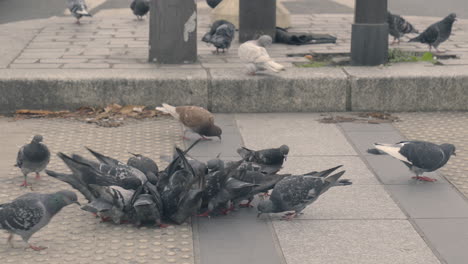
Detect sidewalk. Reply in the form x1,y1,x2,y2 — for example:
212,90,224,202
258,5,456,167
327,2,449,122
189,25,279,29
1,1,468,112
1,112,467,264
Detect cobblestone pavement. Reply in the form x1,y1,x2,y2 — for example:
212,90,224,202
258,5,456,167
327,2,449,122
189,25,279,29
0,118,195,264
394,112,468,197
5,7,468,69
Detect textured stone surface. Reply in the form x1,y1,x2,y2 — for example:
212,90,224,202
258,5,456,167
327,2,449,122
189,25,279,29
0,117,195,264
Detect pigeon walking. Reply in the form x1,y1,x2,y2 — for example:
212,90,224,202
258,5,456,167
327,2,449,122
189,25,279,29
238,35,285,75
0,190,79,251
237,145,289,174
387,11,418,45
67,0,92,24
15,135,50,187
409,13,456,53
156,103,222,140
257,165,349,220
368,141,456,182
130,0,150,20
202,20,236,53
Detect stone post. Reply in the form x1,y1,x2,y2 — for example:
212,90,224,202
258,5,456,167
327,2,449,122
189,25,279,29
350,0,388,66
239,0,277,43
149,0,197,64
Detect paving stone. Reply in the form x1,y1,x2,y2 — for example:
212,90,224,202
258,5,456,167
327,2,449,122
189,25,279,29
274,220,440,264
62,63,110,69
9,63,62,69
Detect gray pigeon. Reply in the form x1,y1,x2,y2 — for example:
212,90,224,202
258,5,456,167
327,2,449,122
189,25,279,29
0,190,79,250
15,135,50,187
202,20,236,53
257,165,349,220
238,35,285,75
237,145,289,174
387,11,419,45
127,152,159,180
156,103,222,140
67,0,92,24
409,13,456,53
368,141,456,182
130,0,150,20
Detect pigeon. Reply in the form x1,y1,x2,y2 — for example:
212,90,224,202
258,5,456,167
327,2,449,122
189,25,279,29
202,20,236,53
127,152,159,180
257,165,349,220
206,0,222,9
237,145,289,174
15,135,50,187
67,0,92,24
0,190,79,251
130,0,150,20
156,103,222,140
409,13,457,53
368,141,456,182
238,35,285,75
198,159,229,216
387,11,418,45
130,181,164,227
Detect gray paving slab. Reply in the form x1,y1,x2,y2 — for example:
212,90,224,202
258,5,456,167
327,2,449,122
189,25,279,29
273,220,440,264
339,122,398,132
414,218,468,264
267,185,405,220
281,156,379,185
344,131,406,156
236,113,356,156
386,184,468,219
364,155,448,185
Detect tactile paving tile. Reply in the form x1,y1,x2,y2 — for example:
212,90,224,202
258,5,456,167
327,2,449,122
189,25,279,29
394,112,468,197
0,118,194,264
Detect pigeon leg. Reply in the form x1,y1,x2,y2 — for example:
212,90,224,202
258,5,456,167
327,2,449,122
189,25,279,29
390,38,398,45
196,210,211,217
259,192,270,197
239,198,254,208
281,212,297,221
158,223,170,228
100,216,112,222
76,18,81,25
7,234,14,248
20,176,31,188
412,176,437,182
35,172,41,180
28,244,47,251
200,135,212,141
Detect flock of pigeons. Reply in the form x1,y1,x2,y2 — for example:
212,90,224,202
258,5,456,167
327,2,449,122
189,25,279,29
0,103,458,251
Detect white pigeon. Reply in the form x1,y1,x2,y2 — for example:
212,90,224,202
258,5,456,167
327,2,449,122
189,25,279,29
238,35,285,75
68,0,92,24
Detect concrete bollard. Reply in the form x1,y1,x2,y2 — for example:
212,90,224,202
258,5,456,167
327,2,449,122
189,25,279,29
239,0,276,43
148,0,197,64
350,0,388,66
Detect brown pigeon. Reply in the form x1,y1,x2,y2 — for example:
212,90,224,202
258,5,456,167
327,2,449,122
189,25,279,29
156,103,222,140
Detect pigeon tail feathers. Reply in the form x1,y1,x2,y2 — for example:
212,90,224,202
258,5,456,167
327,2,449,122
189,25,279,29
264,60,285,73
156,103,180,120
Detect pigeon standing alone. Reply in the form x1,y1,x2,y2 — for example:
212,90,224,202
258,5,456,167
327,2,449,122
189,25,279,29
238,35,285,75
15,135,50,187
202,20,236,54
130,0,150,20
409,13,457,53
387,11,419,45
368,141,456,182
0,190,79,251
156,103,222,140
67,0,92,24
257,166,350,220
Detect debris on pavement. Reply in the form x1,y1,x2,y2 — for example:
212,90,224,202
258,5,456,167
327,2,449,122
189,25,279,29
319,112,400,124
14,104,162,127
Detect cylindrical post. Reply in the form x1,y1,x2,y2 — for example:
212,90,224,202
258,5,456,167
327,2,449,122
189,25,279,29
149,0,197,64
350,0,388,66
239,0,276,43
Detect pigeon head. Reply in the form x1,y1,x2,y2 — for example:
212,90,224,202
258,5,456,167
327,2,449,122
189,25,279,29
257,200,275,217
257,35,273,47
205,125,222,140
52,190,81,209
443,13,457,24
202,32,212,44
32,135,44,143
207,159,224,171
279,145,290,156
441,143,456,157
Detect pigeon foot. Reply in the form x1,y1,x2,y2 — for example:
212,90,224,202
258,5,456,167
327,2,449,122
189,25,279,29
35,172,41,180
239,203,253,208
7,234,14,248
100,216,112,222
29,244,47,251
281,212,297,221
196,211,211,217
19,180,31,187
412,176,437,182
200,136,212,141
259,192,270,197
158,223,170,228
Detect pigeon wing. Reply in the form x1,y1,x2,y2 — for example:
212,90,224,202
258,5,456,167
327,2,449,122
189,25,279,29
0,199,44,233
